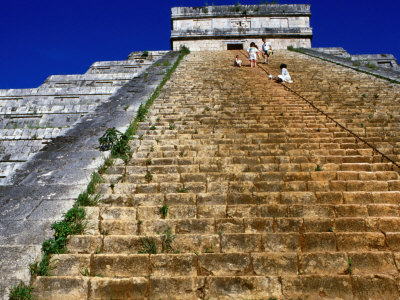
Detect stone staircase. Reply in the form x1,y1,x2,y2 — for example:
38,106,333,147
32,51,400,299
0,51,167,184
273,50,400,164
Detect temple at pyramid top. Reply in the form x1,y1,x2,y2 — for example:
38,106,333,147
170,4,313,51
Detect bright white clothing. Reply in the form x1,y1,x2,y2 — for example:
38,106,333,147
278,68,292,83
235,59,242,66
262,42,272,52
247,47,259,60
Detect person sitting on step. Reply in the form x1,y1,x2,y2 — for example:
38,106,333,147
234,55,242,67
269,64,293,83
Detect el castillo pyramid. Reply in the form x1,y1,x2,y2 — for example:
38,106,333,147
1,4,400,300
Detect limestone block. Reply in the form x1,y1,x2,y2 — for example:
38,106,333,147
32,277,89,300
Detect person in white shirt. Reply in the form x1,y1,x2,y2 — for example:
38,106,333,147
269,64,293,83
261,38,273,64
234,55,242,67
247,42,260,68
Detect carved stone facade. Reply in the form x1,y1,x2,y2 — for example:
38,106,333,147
171,4,313,51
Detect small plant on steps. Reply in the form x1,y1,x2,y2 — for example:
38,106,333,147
160,205,169,219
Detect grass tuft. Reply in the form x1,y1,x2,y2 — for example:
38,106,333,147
8,282,33,300
145,172,153,182
345,257,353,274
139,237,157,254
161,227,176,253
177,187,188,193
87,172,102,195
29,255,51,277
30,206,86,277
160,205,169,219
80,267,90,276
77,192,99,206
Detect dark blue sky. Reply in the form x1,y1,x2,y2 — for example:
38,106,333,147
1,0,399,88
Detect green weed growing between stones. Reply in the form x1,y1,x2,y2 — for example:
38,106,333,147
30,206,86,277
177,187,188,193
8,282,33,300
80,267,90,276
87,172,102,195
29,255,51,277
139,237,157,254
161,227,176,253
145,171,153,183
160,205,169,219
98,127,121,151
345,257,353,274
98,156,113,175
76,192,99,206
99,128,131,160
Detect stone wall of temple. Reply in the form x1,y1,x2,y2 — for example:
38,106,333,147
171,4,313,51
172,38,311,51
172,16,310,31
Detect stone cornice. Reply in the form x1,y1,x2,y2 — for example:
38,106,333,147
171,4,311,20
171,27,313,40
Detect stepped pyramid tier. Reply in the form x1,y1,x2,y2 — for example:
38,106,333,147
171,4,312,51
30,50,400,299
309,47,400,72
0,50,177,299
0,51,168,185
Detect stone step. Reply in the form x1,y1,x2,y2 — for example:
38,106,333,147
49,252,399,278
94,217,400,236
94,213,400,231
91,203,400,219
98,191,400,206
101,171,399,184
96,179,400,195
67,231,400,254
105,163,397,175
32,274,400,299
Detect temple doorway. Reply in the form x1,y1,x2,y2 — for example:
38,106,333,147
227,44,244,50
